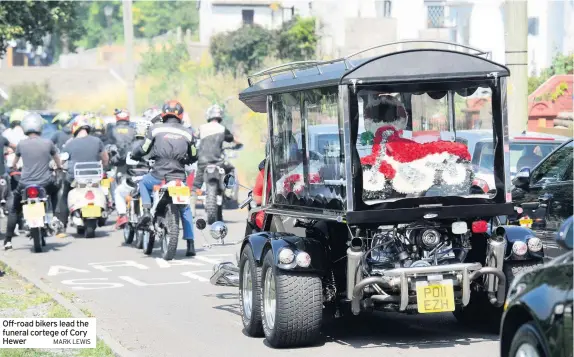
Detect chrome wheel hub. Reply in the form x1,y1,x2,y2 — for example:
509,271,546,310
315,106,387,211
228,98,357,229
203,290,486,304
515,343,540,357
263,268,276,330
241,260,252,320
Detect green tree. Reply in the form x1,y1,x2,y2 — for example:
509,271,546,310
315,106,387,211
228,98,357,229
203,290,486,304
528,53,574,94
210,25,274,76
0,1,83,57
1,82,54,111
276,16,318,61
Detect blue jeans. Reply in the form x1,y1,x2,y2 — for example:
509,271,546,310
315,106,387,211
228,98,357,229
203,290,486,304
138,173,194,240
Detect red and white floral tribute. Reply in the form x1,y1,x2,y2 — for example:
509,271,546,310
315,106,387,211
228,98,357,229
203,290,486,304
360,125,472,196
276,161,324,196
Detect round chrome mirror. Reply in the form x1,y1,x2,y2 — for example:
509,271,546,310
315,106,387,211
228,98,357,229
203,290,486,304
210,221,228,241
195,218,207,230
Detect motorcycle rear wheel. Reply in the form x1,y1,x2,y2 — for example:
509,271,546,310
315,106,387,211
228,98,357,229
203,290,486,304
84,219,97,238
31,227,43,253
160,204,179,261
206,182,223,225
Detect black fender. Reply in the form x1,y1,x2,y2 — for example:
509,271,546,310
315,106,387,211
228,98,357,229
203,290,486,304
500,225,544,261
203,165,225,191
242,231,327,275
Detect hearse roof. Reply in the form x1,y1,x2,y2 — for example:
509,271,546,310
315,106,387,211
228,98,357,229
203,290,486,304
238,41,510,113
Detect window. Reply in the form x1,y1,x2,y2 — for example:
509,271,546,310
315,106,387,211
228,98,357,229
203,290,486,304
376,0,392,18
271,93,304,206
303,88,345,209
242,9,254,25
427,5,445,28
528,17,539,36
531,142,573,185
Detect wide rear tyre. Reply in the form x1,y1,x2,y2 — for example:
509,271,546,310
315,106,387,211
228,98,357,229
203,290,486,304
205,182,222,224
260,250,323,348
160,204,179,261
31,228,43,253
123,224,135,244
239,245,263,337
84,219,97,238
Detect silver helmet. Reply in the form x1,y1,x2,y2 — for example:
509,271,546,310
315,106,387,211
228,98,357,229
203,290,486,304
205,104,224,122
21,112,44,135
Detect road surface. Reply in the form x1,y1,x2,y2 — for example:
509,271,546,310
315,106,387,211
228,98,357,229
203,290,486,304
0,209,561,357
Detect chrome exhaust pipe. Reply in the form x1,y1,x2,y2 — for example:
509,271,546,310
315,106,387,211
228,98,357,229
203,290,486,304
346,237,363,300
470,267,506,306
485,226,506,298
210,262,239,287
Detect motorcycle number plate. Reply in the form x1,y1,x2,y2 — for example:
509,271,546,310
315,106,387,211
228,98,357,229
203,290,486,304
168,186,190,204
415,280,455,314
519,218,533,227
101,179,111,188
81,205,101,218
23,202,45,228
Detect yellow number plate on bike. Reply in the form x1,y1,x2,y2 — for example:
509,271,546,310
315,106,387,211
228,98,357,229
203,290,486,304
415,280,455,313
519,218,533,227
23,202,45,221
81,205,101,218
101,179,111,188
168,186,190,197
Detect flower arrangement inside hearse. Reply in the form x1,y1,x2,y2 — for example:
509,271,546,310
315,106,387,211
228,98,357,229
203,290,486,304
358,93,474,201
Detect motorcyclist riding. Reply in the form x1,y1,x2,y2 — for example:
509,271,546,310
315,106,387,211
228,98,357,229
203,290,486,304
50,112,73,150
57,116,109,233
105,109,135,177
90,115,108,145
190,104,241,216
3,109,29,146
131,100,198,257
113,119,152,229
4,113,63,250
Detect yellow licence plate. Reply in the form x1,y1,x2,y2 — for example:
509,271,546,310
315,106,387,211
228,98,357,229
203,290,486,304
519,218,533,227
101,179,111,188
23,202,46,221
168,186,190,198
81,205,101,218
416,280,455,313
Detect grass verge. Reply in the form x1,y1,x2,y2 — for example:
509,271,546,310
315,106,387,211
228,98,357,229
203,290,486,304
0,262,115,357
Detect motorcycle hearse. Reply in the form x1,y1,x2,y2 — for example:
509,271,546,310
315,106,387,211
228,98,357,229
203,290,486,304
208,41,545,348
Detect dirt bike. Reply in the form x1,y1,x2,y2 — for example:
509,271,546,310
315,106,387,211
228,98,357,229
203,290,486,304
141,177,190,260
201,143,242,224
67,161,108,238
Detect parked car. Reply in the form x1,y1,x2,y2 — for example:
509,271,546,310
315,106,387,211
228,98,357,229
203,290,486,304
511,139,573,245
500,215,573,357
456,130,568,193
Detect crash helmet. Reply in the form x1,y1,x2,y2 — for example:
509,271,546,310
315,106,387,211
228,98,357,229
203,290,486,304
161,100,184,122
90,116,106,134
142,107,161,122
205,104,224,123
52,111,72,126
21,112,44,135
115,109,130,122
70,115,92,136
9,109,29,126
135,120,151,138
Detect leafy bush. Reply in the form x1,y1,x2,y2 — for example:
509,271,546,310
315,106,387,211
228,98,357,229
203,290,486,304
276,16,317,61
210,25,274,76
528,52,574,94
1,82,53,111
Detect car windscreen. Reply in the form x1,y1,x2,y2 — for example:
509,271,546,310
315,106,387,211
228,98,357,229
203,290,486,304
316,133,339,154
476,141,561,176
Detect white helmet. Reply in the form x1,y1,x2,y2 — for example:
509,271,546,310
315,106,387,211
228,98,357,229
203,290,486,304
142,107,161,122
21,112,44,135
135,120,151,138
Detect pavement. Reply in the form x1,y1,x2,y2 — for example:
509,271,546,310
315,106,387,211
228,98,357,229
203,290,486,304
0,208,564,357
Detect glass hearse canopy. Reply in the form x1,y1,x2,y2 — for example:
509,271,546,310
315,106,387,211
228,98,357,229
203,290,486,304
239,41,514,225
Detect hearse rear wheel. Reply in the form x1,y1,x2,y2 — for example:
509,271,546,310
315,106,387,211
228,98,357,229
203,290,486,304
260,250,322,348
239,244,263,337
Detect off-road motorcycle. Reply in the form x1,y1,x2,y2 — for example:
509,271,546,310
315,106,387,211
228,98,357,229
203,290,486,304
200,143,242,224
141,177,191,260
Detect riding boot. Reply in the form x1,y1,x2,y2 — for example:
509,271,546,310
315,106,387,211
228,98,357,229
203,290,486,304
186,239,196,257
138,208,152,228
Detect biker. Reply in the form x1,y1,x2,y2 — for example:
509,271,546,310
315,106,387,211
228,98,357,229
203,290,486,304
4,113,63,250
3,109,29,146
190,104,241,216
90,115,108,145
113,119,152,229
57,116,109,233
50,112,73,150
105,109,135,176
132,100,198,257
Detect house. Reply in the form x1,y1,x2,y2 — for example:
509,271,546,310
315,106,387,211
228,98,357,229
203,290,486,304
528,74,573,131
198,0,311,45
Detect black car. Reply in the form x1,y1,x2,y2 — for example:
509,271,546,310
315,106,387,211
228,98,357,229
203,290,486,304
512,139,573,255
500,216,573,357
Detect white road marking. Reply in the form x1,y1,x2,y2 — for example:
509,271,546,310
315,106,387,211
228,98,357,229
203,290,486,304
61,278,124,290
194,255,234,265
154,258,204,268
48,265,90,277
180,271,212,282
118,276,191,287
89,260,149,272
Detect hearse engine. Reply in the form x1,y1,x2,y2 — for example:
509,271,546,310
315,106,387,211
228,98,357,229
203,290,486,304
363,223,471,273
